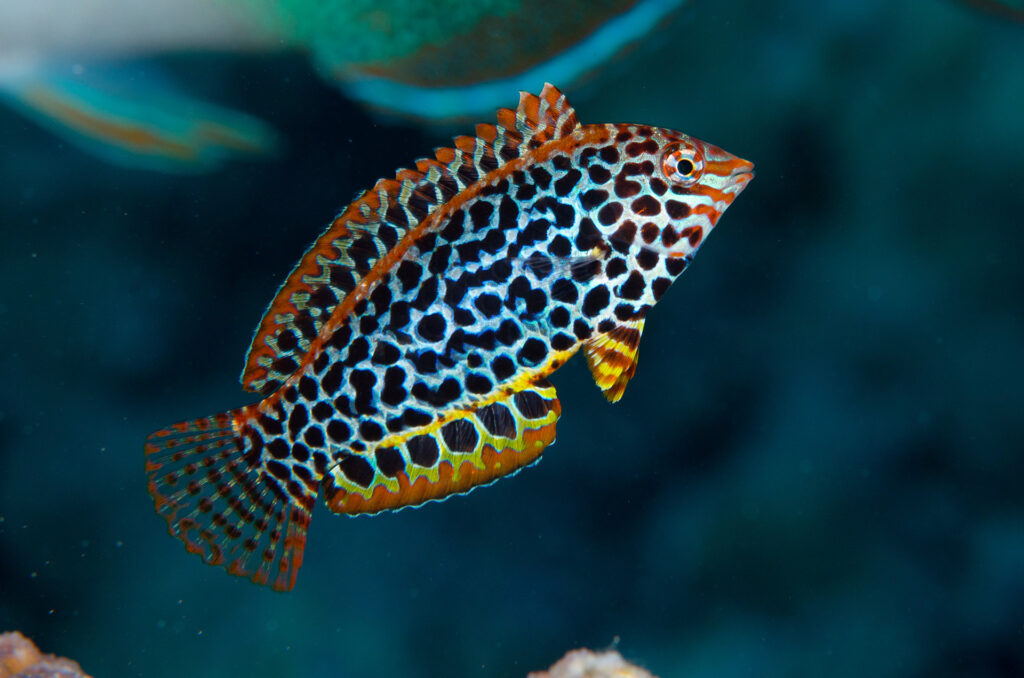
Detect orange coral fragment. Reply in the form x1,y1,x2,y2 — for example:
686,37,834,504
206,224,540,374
527,649,657,678
0,631,91,678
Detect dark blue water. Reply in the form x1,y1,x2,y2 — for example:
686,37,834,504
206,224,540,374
1,2,1023,676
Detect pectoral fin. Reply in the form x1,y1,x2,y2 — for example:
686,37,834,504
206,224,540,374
584,318,644,402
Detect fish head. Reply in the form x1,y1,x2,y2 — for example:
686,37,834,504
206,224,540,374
594,125,754,260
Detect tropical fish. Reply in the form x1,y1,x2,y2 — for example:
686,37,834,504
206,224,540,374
144,84,753,590
0,0,689,170
281,0,691,120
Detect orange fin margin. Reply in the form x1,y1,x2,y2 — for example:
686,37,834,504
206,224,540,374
240,83,580,395
584,318,645,402
323,379,561,515
240,173,425,394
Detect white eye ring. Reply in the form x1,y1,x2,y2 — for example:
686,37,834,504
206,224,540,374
662,145,704,186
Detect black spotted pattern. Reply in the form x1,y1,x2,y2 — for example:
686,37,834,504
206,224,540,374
244,122,715,516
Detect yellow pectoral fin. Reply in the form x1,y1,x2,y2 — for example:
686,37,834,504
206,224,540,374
584,318,644,402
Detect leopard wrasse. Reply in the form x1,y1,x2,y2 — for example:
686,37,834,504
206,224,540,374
145,83,754,591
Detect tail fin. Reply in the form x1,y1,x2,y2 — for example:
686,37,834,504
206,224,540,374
144,407,318,591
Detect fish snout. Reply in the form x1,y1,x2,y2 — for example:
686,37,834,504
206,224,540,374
720,156,754,198
699,141,755,197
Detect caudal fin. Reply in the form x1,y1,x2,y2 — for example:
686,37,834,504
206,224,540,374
144,407,317,591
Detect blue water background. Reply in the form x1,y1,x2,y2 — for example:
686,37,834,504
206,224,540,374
1,1,1023,676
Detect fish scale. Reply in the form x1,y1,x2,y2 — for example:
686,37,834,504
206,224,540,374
144,83,754,591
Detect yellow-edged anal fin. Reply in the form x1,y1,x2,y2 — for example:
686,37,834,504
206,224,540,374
584,318,645,403
324,378,561,515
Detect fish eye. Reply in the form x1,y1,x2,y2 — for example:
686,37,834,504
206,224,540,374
662,144,704,186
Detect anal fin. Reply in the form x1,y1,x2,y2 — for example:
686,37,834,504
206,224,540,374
584,318,645,402
324,380,561,515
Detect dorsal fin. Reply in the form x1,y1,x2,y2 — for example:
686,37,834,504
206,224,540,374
241,83,580,395
501,82,581,151
241,170,431,394
584,318,645,402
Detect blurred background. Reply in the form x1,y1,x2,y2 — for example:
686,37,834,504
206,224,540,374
1,1,1023,676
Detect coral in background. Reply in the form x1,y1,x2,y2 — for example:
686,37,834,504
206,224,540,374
0,632,91,678
529,649,656,678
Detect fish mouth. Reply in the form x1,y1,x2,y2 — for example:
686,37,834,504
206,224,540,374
725,158,755,195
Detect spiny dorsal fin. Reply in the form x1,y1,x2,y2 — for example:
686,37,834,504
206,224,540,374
584,318,645,402
241,84,580,395
507,82,581,149
323,379,561,515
